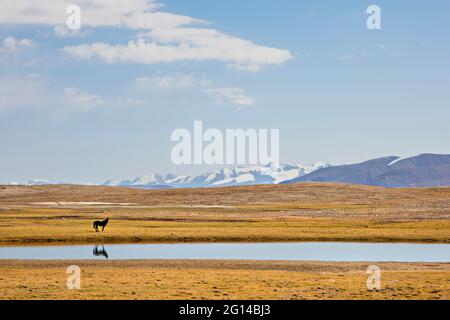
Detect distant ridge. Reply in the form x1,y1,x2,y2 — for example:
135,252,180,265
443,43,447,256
101,162,330,189
8,153,450,189
282,153,450,188
9,162,330,189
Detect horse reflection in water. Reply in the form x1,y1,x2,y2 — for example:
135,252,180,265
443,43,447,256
93,245,109,259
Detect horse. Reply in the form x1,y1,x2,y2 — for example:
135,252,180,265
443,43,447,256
93,218,109,232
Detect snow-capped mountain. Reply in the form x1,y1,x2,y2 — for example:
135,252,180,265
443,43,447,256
283,153,450,188
9,154,450,188
101,162,330,189
102,173,177,188
9,179,53,186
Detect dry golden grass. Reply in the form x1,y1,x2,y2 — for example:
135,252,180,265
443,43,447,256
0,183,449,244
0,260,448,300
0,213,449,245
1,183,450,217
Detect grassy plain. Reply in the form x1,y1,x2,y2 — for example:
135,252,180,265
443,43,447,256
0,183,449,245
0,260,448,300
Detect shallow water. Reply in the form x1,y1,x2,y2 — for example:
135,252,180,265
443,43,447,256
0,242,449,262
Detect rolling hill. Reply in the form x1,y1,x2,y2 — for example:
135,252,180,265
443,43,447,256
283,154,450,187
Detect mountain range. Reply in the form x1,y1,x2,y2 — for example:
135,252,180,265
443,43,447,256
9,163,329,189
283,153,450,188
101,162,330,189
7,154,450,188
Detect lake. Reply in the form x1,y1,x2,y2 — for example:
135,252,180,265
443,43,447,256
0,242,449,262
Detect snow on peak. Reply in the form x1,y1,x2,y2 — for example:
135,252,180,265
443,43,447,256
27,179,52,185
387,155,413,166
99,162,330,189
12,162,331,189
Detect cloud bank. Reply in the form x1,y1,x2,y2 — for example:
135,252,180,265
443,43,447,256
1,36,36,51
1,0,292,71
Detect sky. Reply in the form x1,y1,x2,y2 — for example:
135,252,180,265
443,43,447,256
0,0,449,184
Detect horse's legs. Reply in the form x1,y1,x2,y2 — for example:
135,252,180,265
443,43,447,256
102,225,105,232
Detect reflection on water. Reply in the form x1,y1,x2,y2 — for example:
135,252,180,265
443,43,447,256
93,245,109,259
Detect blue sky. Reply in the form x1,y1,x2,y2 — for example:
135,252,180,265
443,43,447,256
0,0,449,183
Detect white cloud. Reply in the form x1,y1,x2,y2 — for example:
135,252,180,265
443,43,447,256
134,73,257,107
145,27,292,71
0,76,139,113
63,28,292,71
1,36,36,51
205,88,256,106
0,0,201,29
63,87,103,109
0,1,291,71
136,73,211,89
53,25,88,38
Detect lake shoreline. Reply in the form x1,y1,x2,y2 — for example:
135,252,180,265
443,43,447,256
0,218,448,247
1,236,449,247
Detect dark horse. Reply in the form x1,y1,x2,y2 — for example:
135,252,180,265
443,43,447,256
93,218,109,232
